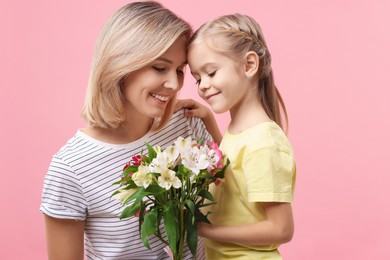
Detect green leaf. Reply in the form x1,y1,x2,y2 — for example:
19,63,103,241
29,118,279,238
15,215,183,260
185,200,196,215
122,188,150,206
194,207,211,224
112,180,122,185
119,203,141,219
111,190,121,197
197,201,217,208
163,202,178,254
141,208,158,249
145,184,166,196
154,208,169,245
198,189,215,202
123,165,138,177
145,143,157,161
184,211,198,257
138,202,145,234
199,170,213,179
177,165,189,177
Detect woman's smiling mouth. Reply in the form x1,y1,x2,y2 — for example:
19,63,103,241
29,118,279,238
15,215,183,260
151,93,170,102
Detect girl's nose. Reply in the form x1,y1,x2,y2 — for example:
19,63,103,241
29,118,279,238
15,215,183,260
198,79,210,91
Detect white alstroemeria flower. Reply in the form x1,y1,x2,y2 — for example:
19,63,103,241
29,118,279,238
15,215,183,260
158,169,182,190
207,148,220,171
153,145,162,154
150,152,170,173
150,146,179,173
174,136,194,157
132,165,153,188
164,145,179,164
113,189,136,203
182,146,210,175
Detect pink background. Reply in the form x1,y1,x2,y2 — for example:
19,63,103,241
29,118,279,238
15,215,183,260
1,0,389,259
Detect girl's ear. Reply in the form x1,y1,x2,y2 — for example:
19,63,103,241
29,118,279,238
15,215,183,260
244,51,259,80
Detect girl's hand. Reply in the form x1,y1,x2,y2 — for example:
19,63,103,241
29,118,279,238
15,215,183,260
175,99,222,144
197,222,212,238
175,99,209,119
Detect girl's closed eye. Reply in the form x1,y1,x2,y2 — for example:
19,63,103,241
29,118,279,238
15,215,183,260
208,71,216,77
194,71,216,86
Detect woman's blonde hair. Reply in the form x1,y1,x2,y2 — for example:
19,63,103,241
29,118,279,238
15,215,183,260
189,14,288,132
82,1,192,130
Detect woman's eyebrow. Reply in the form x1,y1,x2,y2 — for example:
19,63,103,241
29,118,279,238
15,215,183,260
156,57,172,64
156,57,188,65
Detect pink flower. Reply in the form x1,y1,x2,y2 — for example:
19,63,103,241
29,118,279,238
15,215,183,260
135,209,147,218
123,162,135,178
123,162,131,171
214,178,223,186
207,141,223,169
131,155,147,166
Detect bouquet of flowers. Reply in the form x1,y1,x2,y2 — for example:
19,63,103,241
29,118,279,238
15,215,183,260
113,136,229,260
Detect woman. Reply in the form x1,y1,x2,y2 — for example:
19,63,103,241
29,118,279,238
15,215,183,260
40,2,220,259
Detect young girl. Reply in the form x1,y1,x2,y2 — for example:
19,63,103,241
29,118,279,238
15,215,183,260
40,2,219,259
188,14,296,259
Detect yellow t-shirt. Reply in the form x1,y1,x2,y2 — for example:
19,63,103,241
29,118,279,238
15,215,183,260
205,121,296,260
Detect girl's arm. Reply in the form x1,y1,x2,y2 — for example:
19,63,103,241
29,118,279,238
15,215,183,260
175,99,222,144
198,202,294,245
44,215,85,260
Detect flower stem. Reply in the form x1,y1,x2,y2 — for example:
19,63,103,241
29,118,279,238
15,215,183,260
177,203,185,260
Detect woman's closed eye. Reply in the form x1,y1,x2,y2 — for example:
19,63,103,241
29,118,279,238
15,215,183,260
153,66,166,72
177,67,185,77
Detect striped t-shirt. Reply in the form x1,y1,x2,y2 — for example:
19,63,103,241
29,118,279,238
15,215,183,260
40,110,211,259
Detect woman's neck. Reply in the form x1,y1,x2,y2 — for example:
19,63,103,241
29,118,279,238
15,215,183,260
82,117,154,144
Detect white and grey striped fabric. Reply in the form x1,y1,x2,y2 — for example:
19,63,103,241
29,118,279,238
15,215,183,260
40,110,211,259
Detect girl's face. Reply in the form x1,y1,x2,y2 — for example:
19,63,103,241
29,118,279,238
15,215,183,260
122,36,187,121
188,41,250,114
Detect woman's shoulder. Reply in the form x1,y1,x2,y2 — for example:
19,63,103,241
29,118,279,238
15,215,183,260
151,109,211,144
53,130,101,160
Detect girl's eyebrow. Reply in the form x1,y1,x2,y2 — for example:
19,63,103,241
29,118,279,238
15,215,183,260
198,62,217,71
190,62,217,76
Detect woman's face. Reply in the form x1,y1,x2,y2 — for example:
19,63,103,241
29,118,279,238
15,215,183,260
123,36,187,121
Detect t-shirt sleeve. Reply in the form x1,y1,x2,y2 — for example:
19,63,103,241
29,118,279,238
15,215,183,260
188,116,213,143
40,155,87,220
243,147,295,203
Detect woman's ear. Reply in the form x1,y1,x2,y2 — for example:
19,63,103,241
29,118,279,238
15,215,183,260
244,51,259,80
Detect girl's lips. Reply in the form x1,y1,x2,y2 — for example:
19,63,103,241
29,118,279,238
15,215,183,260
205,92,220,100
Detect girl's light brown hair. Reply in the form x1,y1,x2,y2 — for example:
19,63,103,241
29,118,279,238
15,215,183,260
82,1,192,130
189,14,288,132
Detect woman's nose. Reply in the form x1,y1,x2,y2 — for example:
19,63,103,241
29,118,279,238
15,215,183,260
164,73,182,91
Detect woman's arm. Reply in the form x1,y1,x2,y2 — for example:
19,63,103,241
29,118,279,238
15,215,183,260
175,99,222,144
44,215,85,260
198,202,294,245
